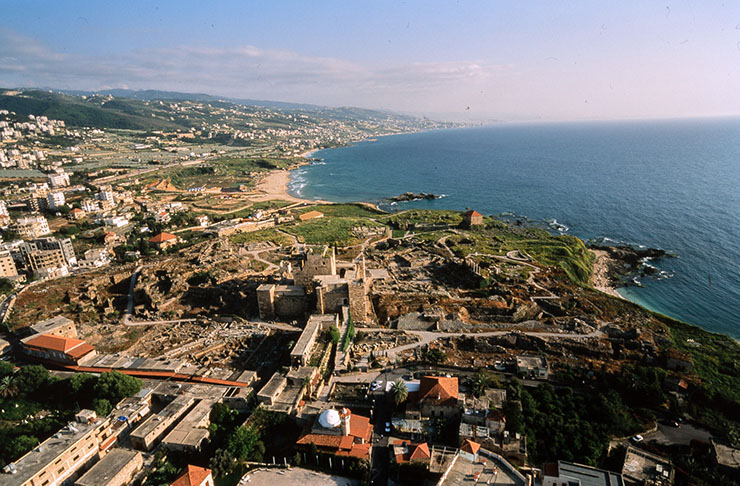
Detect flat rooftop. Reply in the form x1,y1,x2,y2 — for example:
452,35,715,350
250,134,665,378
240,467,359,486
291,318,323,358
257,283,306,295
622,446,673,484
162,399,214,448
287,366,318,383
439,450,526,486
75,448,142,486
556,461,624,486
516,355,546,368
314,275,346,285
130,395,193,440
714,441,740,469
30,315,74,334
3,416,107,486
258,373,287,399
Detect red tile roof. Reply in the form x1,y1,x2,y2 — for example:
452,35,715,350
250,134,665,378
464,210,482,217
349,413,372,443
149,233,177,243
296,433,343,449
149,232,178,243
418,376,459,405
460,439,481,455
171,465,212,486
392,440,431,463
296,409,373,460
409,442,431,461
24,334,90,354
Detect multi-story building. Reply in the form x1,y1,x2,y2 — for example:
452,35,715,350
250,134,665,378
17,237,77,278
2,410,108,486
47,191,66,210
0,249,18,278
0,200,9,226
96,185,115,209
48,171,70,188
80,199,99,213
12,215,51,238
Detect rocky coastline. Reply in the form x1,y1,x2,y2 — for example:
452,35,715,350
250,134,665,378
386,192,442,202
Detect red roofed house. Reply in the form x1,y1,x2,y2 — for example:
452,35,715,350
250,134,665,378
69,208,85,220
391,439,431,465
460,439,481,461
149,232,179,250
417,376,460,419
21,334,96,365
296,408,373,461
171,465,213,486
103,230,121,246
463,210,483,228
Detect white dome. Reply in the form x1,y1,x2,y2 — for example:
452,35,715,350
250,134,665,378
318,409,341,429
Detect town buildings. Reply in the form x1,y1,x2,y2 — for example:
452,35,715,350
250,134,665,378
12,215,51,238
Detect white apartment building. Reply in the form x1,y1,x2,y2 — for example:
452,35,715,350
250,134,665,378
47,191,66,210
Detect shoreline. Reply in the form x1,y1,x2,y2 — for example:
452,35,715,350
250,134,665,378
252,169,333,204
590,249,625,299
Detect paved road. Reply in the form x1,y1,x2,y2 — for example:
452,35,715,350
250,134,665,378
643,422,713,446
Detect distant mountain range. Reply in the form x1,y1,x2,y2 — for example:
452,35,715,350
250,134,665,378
57,88,329,112
0,88,437,131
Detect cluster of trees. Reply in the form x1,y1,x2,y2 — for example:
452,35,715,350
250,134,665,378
509,378,641,466
207,403,264,477
0,365,141,467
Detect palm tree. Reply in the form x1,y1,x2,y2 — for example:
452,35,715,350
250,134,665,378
0,375,18,398
390,379,408,406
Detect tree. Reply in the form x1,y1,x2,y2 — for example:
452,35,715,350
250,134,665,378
12,364,50,396
92,398,112,416
94,370,141,403
7,435,39,461
472,371,500,397
0,375,18,398
328,326,340,344
391,379,408,406
0,278,14,295
0,360,14,378
209,448,236,477
226,425,261,461
424,349,446,365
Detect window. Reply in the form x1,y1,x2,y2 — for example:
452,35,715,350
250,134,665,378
57,467,65,474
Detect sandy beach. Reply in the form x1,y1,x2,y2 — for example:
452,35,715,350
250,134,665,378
252,169,332,204
591,249,624,299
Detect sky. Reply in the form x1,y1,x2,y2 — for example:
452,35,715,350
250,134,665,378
1,1,740,121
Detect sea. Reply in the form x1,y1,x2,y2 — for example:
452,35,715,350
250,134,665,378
288,118,740,338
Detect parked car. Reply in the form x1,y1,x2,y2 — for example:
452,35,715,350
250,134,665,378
631,435,644,443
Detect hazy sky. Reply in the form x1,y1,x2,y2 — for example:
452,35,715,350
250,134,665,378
1,1,739,121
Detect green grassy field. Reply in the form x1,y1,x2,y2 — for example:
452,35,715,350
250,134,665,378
230,228,294,246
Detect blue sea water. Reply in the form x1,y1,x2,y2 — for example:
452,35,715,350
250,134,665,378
288,118,740,338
